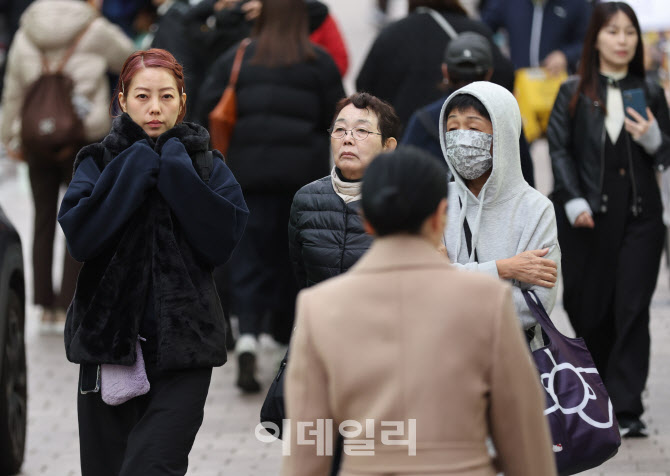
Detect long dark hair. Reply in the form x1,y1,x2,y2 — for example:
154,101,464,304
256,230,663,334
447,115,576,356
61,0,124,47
408,0,467,15
251,0,316,67
569,2,644,115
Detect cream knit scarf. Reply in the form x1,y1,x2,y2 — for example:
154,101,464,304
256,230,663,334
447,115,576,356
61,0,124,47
331,167,362,203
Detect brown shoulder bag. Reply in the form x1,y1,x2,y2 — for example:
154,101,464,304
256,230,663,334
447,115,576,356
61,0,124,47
208,38,251,156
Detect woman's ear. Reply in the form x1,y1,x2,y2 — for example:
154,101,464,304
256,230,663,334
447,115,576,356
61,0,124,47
118,92,127,113
431,198,448,233
423,198,448,246
384,137,398,151
363,219,376,236
359,210,377,236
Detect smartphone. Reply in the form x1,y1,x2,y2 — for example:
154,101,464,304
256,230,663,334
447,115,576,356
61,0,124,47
622,88,648,120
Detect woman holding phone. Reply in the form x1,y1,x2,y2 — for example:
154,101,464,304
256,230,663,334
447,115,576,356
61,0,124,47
547,1,670,437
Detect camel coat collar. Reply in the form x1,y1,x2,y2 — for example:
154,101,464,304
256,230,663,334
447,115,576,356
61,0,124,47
351,234,450,274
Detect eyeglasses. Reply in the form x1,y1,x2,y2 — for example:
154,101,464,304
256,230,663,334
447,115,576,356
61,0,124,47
328,127,383,141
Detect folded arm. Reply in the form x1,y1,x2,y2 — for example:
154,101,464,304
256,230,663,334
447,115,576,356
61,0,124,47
58,141,160,261
157,138,249,267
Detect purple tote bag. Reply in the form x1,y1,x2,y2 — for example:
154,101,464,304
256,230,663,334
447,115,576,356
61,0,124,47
523,290,621,475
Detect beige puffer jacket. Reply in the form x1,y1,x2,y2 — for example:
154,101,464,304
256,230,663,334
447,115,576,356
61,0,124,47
1,0,135,153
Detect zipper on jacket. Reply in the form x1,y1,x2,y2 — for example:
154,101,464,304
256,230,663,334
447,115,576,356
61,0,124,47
529,3,544,67
624,131,640,216
339,202,348,275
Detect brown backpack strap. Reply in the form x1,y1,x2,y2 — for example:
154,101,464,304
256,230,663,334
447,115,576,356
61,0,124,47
229,38,251,88
53,20,95,73
40,54,52,74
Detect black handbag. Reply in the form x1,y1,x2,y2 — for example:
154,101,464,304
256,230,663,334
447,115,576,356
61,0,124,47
260,349,288,439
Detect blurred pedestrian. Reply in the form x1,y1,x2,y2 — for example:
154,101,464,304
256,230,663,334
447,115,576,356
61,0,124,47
281,146,557,476
0,0,134,332
58,48,248,476
547,1,670,437
402,31,535,186
356,0,515,129
184,0,347,121
481,0,591,75
288,92,399,290
196,0,344,393
0,0,31,95
145,0,202,121
99,0,151,38
439,82,559,338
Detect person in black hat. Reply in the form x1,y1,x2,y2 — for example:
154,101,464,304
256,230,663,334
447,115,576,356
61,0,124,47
402,31,535,187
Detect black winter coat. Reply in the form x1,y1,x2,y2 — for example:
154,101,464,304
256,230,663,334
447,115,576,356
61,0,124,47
356,9,515,128
151,0,202,122
547,74,670,214
196,41,345,194
58,114,249,369
183,0,330,80
288,176,372,289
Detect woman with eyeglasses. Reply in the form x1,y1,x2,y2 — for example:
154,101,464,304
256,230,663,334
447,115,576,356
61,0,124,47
196,0,344,393
281,92,398,476
288,92,399,291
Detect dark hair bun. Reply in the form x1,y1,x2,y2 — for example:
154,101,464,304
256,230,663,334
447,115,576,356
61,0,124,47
362,146,448,236
372,186,410,218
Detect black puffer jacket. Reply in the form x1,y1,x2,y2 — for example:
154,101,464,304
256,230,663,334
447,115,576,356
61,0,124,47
288,176,372,289
196,40,344,194
547,74,670,214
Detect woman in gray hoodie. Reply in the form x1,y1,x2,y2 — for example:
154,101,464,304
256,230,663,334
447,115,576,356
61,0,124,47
439,81,560,335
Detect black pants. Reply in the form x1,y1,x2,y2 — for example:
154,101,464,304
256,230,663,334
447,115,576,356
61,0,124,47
27,155,81,308
77,363,212,476
228,193,297,345
557,170,664,418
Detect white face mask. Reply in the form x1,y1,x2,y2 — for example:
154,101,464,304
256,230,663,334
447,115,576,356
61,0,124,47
445,130,493,180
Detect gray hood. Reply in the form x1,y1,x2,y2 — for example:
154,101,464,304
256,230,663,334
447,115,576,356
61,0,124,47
20,0,97,51
439,82,527,262
439,81,526,206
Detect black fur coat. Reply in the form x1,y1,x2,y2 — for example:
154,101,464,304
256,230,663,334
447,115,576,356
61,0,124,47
64,114,235,369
